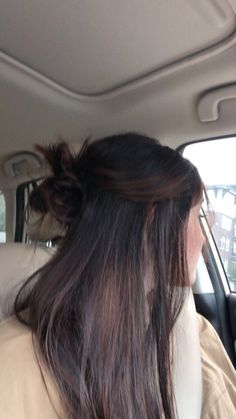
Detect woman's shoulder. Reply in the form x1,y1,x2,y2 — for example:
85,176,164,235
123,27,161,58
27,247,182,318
197,314,236,417
0,312,31,339
197,312,235,372
0,314,33,364
197,313,219,337
0,315,63,419
0,314,39,375
197,313,236,382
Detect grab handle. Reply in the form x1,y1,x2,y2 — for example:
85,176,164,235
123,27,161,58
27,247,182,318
198,84,236,122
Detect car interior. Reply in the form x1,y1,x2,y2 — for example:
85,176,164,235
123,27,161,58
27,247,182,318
0,0,236,417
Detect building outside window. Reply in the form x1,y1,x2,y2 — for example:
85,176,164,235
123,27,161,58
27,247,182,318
233,242,236,255
225,238,230,252
220,236,226,250
221,215,232,231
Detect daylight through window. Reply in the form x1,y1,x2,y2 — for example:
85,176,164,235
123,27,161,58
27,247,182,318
0,191,6,243
184,137,236,292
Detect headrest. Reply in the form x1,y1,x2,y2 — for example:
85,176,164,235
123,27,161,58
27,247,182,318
172,290,202,418
0,242,55,320
26,211,66,242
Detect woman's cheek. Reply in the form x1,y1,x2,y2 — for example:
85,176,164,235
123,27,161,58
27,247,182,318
188,240,202,283
187,213,205,284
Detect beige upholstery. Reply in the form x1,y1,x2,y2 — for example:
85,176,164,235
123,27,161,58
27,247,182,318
0,208,62,320
0,243,55,320
26,211,66,242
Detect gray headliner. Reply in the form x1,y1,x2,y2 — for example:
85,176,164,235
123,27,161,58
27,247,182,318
0,0,236,188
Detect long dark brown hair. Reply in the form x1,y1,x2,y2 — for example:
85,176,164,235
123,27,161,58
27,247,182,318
15,133,203,419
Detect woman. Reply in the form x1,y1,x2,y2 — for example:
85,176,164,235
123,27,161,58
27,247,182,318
0,133,235,418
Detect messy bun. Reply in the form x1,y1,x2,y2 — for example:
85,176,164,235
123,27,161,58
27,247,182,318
29,142,85,226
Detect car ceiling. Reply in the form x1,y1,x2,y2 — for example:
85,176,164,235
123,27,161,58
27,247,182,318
0,0,236,188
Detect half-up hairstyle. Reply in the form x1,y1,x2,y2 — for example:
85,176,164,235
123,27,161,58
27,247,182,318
15,133,203,419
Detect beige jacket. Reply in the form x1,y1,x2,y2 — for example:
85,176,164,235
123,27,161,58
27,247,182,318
0,314,235,418
198,315,236,417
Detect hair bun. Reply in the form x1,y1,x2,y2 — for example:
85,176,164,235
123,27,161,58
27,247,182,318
29,176,83,225
29,142,84,226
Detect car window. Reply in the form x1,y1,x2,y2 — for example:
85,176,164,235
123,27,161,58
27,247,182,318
183,137,236,293
0,191,6,243
15,180,40,243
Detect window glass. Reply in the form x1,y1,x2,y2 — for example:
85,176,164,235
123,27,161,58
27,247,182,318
183,137,236,292
0,191,6,243
16,179,54,247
